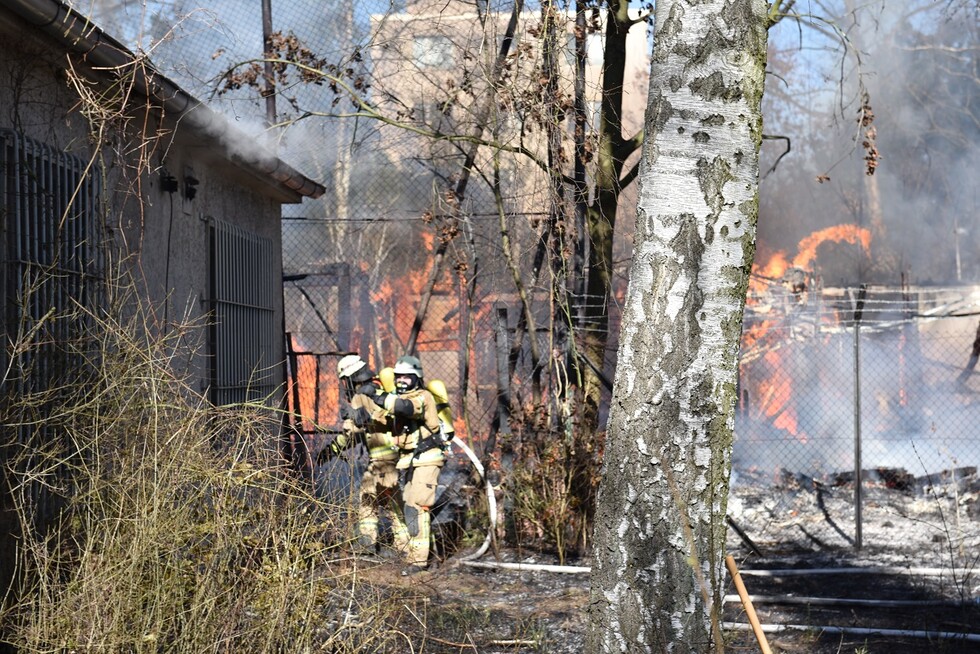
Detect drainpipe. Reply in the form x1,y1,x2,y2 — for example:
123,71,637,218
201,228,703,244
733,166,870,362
3,0,323,199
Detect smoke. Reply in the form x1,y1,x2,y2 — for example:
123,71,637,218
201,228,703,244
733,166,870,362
734,296,980,479
71,0,393,190
760,1,979,286
744,0,980,478
179,105,276,164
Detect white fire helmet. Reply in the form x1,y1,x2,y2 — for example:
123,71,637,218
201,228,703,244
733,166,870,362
393,355,423,378
337,354,367,380
393,355,423,392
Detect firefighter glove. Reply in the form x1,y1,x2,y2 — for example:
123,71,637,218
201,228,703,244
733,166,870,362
350,407,372,428
357,381,379,397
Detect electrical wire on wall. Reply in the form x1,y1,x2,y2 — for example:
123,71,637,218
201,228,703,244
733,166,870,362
162,170,178,330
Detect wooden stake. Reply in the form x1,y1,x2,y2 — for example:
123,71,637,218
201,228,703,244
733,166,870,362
725,554,773,654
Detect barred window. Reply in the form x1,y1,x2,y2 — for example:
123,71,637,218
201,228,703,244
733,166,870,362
1,128,103,519
208,219,279,406
0,128,104,408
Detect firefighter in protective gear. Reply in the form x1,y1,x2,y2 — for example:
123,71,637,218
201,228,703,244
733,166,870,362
330,354,408,555
364,355,446,576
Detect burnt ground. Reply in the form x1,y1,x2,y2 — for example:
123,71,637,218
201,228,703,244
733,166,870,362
353,466,980,653
718,467,980,653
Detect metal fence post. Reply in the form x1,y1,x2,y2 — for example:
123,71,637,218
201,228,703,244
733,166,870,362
853,284,867,550
493,304,512,438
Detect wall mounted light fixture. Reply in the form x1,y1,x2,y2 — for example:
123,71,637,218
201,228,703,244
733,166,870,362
184,170,199,201
161,169,178,194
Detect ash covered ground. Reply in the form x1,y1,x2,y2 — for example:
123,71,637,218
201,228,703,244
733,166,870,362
721,465,980,653
370,465,980,653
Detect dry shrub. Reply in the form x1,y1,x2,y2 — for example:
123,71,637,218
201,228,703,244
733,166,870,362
0,36,491,652
502,400,604,563
0,291,414,653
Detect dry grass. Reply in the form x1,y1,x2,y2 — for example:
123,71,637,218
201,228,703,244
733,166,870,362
0,291,424,653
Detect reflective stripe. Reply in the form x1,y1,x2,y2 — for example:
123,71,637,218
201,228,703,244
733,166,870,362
357,513,379,541
413,447,445,466
391,520,410,550
368,444,398,460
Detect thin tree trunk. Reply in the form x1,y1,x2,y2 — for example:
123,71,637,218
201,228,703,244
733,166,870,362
406,0,525,354
493,151,543,403
543,0,569,410
578,0,643,436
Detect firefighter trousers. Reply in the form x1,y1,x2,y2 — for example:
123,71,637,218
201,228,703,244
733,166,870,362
357,459,408,550
401,462,443,567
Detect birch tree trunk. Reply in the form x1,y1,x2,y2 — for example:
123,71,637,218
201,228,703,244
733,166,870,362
586,1,768,652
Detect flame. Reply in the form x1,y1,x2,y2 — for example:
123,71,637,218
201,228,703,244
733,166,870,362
746,250,791,316
284,334,342,474
741,225,872,443
364,231,462,363
753,249,791,285
287,333,323,433
792,224,872,270
741,317,776,352
751,350,805,440
286,222,479,453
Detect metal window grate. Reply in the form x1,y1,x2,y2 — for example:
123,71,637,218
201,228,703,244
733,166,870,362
208,218,278,406
1,127,104,407
1,128,103,519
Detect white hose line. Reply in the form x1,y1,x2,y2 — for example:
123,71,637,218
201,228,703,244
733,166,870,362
737,567,977,577
723,621,980,643
449,439,594,573
723,594,980,608
460,560,591,574
451,437,497,562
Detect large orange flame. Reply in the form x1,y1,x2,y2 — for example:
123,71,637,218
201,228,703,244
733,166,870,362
741,224,872,443
792,224,871,270
365,231,461,362
755,351,803,440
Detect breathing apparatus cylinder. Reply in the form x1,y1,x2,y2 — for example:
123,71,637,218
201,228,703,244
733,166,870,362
426,379,455,441
379,367,396,393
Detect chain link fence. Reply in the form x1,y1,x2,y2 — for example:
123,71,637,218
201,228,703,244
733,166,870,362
280,214,584,458
731,279,980,560
86,0,980,562
281,209,980,561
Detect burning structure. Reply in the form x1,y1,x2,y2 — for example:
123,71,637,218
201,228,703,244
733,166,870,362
734,223,980,523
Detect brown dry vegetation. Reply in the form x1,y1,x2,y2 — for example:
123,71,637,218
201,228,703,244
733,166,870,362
3,294,978,653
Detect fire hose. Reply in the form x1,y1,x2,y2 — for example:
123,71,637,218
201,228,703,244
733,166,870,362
447,436,498,562
452,433,592,572
439,436,597,572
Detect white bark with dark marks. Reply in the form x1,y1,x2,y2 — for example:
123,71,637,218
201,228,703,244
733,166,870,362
586,1,768,652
